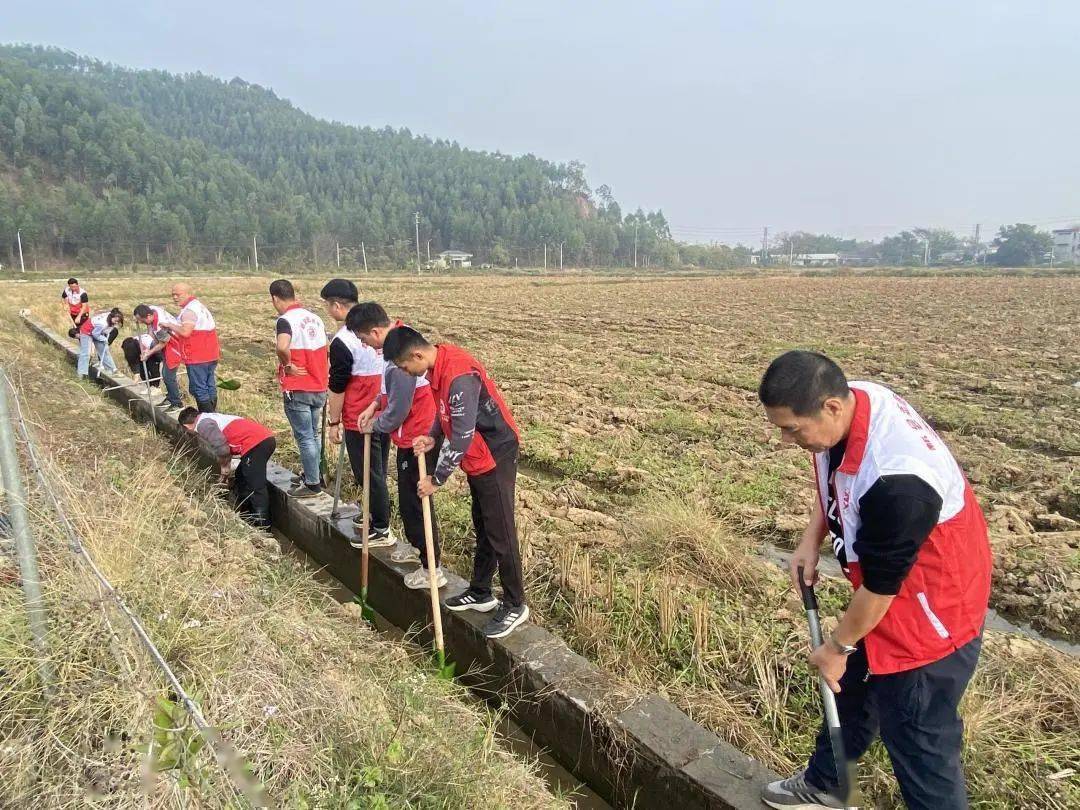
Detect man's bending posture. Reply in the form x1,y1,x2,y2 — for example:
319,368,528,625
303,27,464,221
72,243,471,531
758,351,991,810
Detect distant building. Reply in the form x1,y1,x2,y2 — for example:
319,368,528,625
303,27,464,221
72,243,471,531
1052,227,1080,264
436,250,473,269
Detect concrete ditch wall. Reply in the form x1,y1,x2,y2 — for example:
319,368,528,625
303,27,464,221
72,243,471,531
23,314,777,809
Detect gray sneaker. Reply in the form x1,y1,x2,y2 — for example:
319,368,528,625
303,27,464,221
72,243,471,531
761,770,846,809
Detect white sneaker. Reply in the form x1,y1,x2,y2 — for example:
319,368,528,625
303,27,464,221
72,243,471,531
404,566,446,590
390,543,421,564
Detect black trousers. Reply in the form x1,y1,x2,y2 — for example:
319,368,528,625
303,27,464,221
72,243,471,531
467,451,526,607
120,338,161,387
396,443,441,568
805,633,983,810
234,437,276,528
345,429,390,532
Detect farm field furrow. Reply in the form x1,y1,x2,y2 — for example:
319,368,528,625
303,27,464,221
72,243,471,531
15,272,1080,809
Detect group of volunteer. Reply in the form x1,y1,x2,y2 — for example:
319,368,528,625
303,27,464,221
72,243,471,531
66,274,993,808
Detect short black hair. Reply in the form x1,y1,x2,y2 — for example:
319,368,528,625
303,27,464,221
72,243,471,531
346,301,391,334
67,277,78,285
382,325,431,363
758,351,850,416
319,278,358,304
178,407,200,425
269,279,295,300
133,304,152,319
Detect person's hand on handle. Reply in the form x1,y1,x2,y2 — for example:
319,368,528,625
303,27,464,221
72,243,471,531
417,475,439,499
809,643,846,694
412,435,435,456
790,536,821,592
357,401,377,434
328,422,343,445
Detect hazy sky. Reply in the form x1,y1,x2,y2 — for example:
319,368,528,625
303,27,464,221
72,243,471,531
6,1,1079,243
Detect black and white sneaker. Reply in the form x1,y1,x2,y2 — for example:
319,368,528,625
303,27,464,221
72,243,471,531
761,770,846,809
443,589,499,613
288,482,322,499
347,527,396,549
483,604,530,639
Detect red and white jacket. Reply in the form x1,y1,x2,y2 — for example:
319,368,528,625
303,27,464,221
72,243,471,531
147,305,184,370
374,320,435,448
334,326,384,432
429,343,519,477
63,286,87,319
814,382,991,674
178,297,220,365
195,413,274,457
277,304,329,393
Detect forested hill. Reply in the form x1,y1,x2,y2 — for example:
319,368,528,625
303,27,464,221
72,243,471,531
0,44,680,268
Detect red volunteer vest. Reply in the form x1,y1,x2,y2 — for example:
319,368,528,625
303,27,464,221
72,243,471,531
277,304,329,393
376,320,436,448
148,306,184,370
64,286,86,318
178,297,220,365
428,343,519,476
333,326,383,431
196,413,274,457
814,383,992,674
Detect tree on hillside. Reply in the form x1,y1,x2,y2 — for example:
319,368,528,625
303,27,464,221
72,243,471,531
991,223,1051,267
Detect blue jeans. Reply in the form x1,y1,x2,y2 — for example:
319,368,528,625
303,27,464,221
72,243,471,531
161,363,183,407
186,361,218,405
77,335,117,377
283,391,327,486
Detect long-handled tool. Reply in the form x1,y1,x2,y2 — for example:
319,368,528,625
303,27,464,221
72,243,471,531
137,325,157,425
318,405,328,486
353,432,376,622
417,452,454,679
797,566,857,809
329,432,347,519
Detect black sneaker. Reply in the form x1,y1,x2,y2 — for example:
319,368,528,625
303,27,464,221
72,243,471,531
443,589,499,613
483,604,530,639
288,482,322,498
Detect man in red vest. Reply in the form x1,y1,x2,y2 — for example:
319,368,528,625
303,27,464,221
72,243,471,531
319,279,394,547
351,303,445,591
62,277,89,329
133,303,185,411
270,279,330,498
170,283,221,412
383,325,528,640
178,407,276,530
758,351,991,810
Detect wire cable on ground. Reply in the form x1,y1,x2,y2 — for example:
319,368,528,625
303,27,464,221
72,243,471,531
2,371,273,808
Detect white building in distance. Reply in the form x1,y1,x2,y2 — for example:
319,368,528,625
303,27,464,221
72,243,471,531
1052,227,1080,264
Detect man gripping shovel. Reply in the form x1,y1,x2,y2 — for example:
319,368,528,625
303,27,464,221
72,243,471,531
758,351,992,810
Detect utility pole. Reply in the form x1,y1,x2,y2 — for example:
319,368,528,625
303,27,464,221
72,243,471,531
543,243,547,270
16,229,25,273
252,234,259,271
559,241,565,270
761,226,769,267
923,238,931,267
361,241,369,273
633,224,639,268
426,239,432,262
336,241,341,268
414,212,421,275
788,239,794,267
972,223,981,264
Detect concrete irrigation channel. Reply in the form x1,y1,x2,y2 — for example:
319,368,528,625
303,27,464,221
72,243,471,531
23,313,778,809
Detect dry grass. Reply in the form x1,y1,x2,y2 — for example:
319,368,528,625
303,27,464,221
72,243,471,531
6,272,1080,808
0,311,566,808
